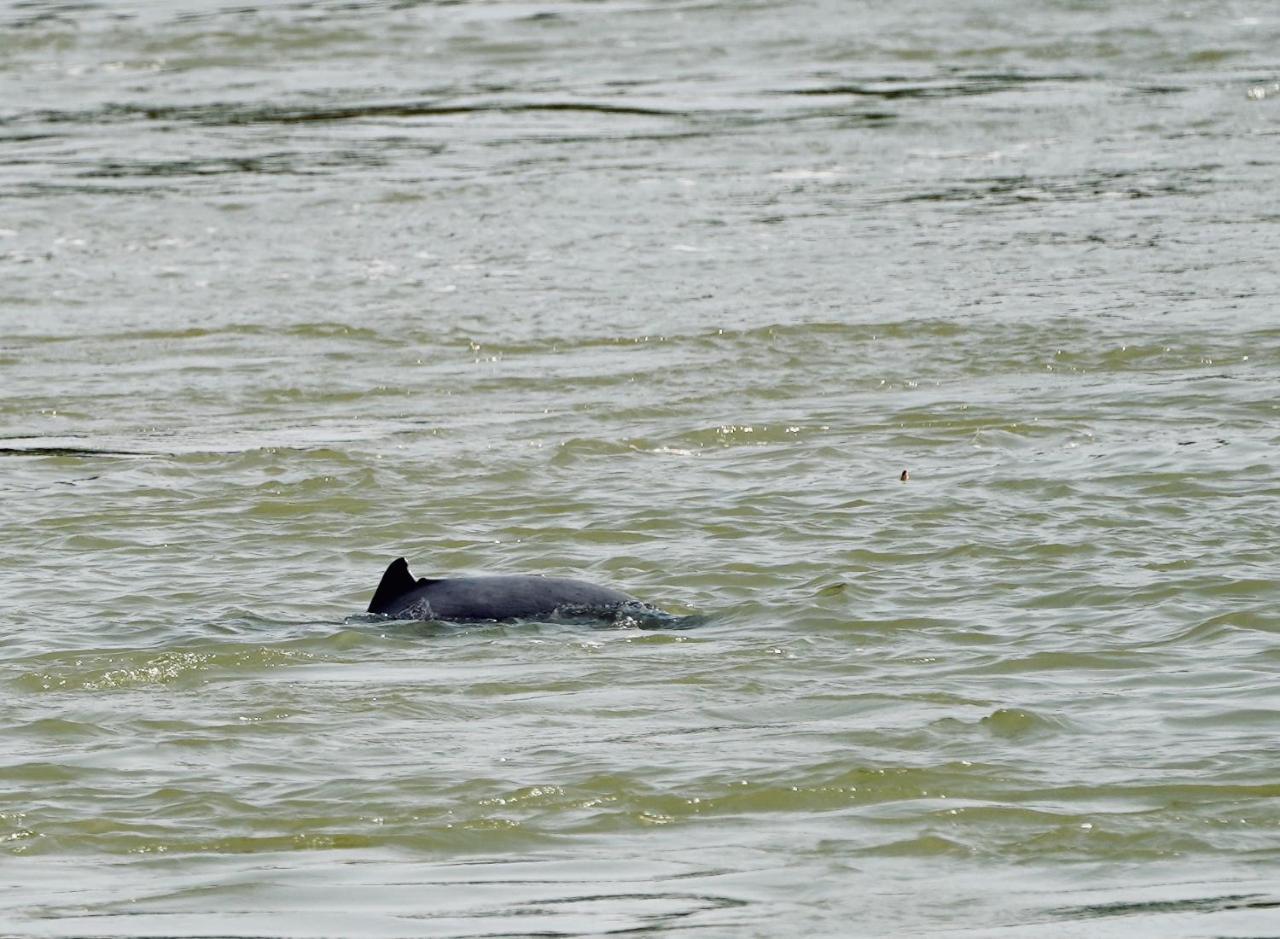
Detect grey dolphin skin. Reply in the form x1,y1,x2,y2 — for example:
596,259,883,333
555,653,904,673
367,557,643,622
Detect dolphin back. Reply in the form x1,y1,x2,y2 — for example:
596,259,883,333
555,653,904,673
366,557,640,622
424,575,635,622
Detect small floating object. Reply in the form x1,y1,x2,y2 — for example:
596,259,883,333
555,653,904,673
900,469,910,481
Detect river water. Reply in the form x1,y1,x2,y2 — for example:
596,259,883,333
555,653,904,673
2,0,1279,935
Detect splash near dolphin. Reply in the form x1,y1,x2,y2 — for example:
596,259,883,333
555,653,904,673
367,557,652,623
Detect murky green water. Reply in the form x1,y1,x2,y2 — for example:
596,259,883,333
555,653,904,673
2,0,1279,935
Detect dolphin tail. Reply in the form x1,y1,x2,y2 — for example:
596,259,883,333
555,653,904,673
368,557,425,615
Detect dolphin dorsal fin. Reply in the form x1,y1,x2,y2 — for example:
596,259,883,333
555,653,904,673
368,557,425,614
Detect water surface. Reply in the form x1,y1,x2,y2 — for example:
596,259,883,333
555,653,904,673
2,0,1279,935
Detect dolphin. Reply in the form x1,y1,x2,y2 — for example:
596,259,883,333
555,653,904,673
366,557,646,622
